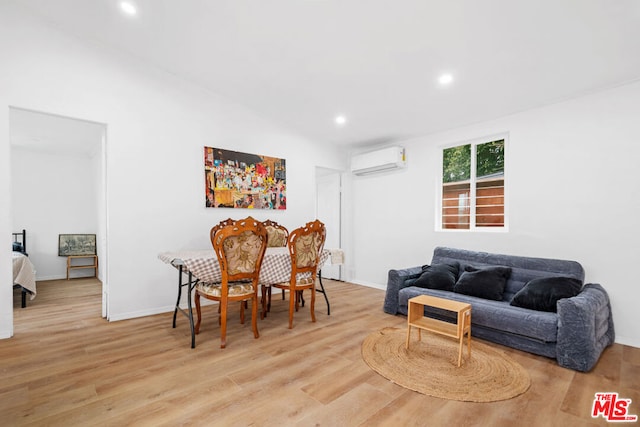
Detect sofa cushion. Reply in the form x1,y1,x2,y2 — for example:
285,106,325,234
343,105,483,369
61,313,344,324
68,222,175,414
510,276,583,312
413,262,459,291
453,266,511,301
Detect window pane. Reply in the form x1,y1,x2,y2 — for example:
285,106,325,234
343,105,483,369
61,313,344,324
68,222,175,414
443,144,470,183
442,182,470,229
476,139,504,178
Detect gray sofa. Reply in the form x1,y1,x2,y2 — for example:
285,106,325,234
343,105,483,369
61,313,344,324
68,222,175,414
383,247,615,372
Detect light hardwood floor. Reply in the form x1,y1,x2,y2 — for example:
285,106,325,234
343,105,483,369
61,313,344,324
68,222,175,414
2,278,639,426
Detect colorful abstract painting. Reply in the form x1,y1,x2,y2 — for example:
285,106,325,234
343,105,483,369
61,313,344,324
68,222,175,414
204,147,286,209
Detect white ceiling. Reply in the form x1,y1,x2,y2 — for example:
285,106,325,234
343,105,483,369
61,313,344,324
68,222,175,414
10,0,640,147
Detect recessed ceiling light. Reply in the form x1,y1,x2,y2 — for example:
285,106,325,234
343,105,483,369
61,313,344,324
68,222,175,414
438,73,454,85
120,1,137,16
334,115,347,126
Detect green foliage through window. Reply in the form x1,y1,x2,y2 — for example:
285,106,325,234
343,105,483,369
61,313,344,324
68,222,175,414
442,144,470,183
476,140,504,178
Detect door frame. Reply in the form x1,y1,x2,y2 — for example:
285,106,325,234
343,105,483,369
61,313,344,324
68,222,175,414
315,166,342,281
8,107,108,325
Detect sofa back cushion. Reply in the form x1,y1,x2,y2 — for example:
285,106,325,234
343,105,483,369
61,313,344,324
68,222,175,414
431,247,585,302
413,262,459,291
453,265,511,301
510,276,583,312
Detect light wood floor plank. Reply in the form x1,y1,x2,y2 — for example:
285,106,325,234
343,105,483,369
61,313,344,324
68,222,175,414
2,278,638,426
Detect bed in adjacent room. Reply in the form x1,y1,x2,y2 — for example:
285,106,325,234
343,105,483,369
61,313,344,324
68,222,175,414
12,229,36,307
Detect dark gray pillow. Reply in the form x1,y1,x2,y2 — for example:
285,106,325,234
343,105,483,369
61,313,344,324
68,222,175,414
413,262,459,291
510,276,583,312
453,265,511,301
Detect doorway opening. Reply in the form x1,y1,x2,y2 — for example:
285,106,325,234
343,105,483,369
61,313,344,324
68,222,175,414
9,107,107,324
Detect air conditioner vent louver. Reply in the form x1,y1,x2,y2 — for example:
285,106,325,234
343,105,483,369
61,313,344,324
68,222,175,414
350,146,406,176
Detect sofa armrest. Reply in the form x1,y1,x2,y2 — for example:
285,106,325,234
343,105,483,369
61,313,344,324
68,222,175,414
556,283,615,372
383,267,422,314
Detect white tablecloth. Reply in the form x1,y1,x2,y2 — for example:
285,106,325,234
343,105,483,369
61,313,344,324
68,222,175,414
158,247,338,284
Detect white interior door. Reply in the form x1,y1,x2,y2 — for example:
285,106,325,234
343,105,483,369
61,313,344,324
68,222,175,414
316,168,341,280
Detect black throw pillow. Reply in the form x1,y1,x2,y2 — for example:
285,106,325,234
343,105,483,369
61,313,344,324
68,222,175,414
453,265,511,301
413,262,459,291
12,242,23,252
510,276,583,312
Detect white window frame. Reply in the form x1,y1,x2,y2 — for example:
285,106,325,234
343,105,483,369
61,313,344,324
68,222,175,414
436,133,509,232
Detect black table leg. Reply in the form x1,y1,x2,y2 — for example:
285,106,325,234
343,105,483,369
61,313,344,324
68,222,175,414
317,270,330,316
187,272,195,349
172,265,198,348
172,266,183,328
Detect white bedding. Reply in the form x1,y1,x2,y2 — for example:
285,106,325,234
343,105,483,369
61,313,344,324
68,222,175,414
12,251,37,299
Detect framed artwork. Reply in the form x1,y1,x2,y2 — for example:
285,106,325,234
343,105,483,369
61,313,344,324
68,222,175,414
204,147,286,209
58,234,97,256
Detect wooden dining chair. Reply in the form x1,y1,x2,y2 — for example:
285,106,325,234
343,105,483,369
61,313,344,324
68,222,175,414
212,217,250,319
194,216,268,348
260,220,289,318
272,219,326,329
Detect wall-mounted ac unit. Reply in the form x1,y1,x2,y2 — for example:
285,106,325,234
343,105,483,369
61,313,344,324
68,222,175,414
350,146,406,176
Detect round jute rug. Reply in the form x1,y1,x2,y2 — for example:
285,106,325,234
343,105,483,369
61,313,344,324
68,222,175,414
362,327,531,402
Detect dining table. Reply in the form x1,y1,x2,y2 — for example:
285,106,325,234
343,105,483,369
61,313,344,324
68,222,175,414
158,247,343,348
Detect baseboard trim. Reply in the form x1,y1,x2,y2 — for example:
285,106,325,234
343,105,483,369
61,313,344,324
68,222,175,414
108,305,175,322
349,280,386,291
615,335,640,349
36,274,67,281
107,299,217,322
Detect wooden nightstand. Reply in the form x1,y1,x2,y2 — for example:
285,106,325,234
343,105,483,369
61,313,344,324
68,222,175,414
66,255,98,280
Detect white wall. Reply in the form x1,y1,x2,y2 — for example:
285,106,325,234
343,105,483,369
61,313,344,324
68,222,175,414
348,80,640,348
11,147,99,280
0,3,346,335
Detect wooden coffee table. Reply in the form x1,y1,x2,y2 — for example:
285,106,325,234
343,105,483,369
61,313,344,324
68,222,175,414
406,295,472,367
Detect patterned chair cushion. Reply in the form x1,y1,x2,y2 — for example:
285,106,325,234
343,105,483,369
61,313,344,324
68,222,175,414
197,282,255,297
266,226,287,247
295,232,323,268
275,275,315,289
223,231,264,275
297,276,315,285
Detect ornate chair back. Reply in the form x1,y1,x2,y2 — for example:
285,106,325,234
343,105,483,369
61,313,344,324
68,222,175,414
210,218,235,241
212,217,268,284
288,219,326,280
262,219,289,248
